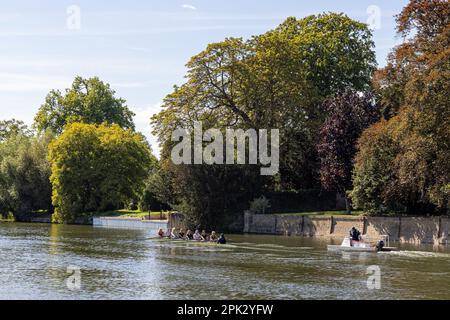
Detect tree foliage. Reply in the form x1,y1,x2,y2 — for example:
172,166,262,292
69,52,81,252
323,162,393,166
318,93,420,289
354,0,450,214
0,119,31,142
151,14,377,225
48,123,153,223
138,159,173,212
350,118,403,214
34,76,135,134
374,0,449,119
0,130,53,218
317,90,380,211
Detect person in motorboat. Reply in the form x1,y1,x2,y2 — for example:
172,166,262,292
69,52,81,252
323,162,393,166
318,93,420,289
376,239,385,251
349,227,365,247
185,229,194,240
193,230,204,241
209,231,218,242
217,233,227,245
349,227,362,243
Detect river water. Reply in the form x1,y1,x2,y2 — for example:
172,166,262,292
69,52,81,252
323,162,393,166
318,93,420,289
0,222,449,300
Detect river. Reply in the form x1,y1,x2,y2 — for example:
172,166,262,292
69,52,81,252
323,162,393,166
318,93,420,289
0,222,449,300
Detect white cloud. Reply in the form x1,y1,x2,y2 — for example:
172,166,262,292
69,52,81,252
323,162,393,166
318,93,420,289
0,72,71,93
131,103,164,156
182,4,197,10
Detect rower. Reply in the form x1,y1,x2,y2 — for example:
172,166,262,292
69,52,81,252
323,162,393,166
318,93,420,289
193,230,203,241
157,228,165,238
185,230,194,240
178,228,186,239
209,231,218,242
217,233,227,245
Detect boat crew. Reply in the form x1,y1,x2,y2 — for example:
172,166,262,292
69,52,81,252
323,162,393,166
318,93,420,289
157,228,165,238
201,230,208,241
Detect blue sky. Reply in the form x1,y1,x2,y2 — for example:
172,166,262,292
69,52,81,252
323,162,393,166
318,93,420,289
0,0,408,155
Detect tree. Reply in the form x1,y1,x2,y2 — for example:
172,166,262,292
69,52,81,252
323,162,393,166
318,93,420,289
48,123,153,223
0,119,30,142
151,14,377,225
153,14,376,189
0,131,53,218
373,0,450,120
317,90,380,213
350,118,403,214
139,162,174,213
353,0,450,214
34,76,135,134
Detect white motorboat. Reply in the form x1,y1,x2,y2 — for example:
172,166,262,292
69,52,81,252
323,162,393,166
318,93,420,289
327,235,398,252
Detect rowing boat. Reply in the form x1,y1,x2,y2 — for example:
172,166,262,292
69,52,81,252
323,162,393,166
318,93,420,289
149,237,233,247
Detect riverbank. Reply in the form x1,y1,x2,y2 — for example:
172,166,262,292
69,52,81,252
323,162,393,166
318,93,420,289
9,210,450,246
14,210,170,225
244,212,449,245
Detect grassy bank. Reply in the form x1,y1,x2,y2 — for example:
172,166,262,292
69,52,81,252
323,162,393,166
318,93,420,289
274,210,364,218
92,209,170,219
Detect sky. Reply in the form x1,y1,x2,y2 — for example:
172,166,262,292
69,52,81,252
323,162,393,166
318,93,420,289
0,0,408,156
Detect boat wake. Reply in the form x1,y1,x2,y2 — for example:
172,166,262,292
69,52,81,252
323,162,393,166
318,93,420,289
385,250,450,259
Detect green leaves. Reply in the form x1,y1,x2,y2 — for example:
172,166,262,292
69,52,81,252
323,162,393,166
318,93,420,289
48,123,153,223
0,130,53,218
34,76,136,134
0,119,31,142
152,13,377,194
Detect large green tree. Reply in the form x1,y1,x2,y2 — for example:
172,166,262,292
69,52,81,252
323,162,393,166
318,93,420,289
139,160,174,213
48,123,153,223
152,13,377,225
34,76,135,134
0,130,53,218
350,117,403,214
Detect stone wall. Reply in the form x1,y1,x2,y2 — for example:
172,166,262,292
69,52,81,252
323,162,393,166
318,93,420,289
365,217,400,241
243,211,449,245
399,217,441,244
16,215,92,225
93,217,168,233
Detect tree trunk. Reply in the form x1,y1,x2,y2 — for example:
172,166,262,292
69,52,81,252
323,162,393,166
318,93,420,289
344,195,351,214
